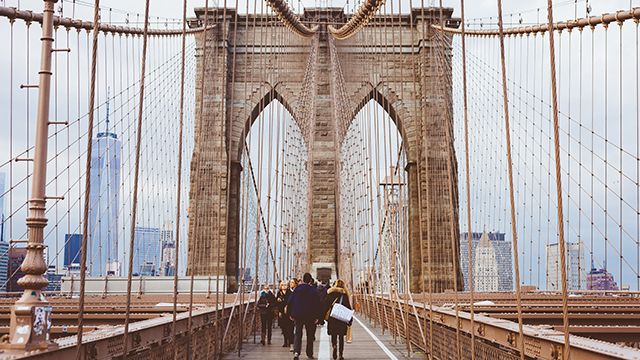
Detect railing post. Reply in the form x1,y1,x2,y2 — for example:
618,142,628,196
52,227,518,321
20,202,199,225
0,0,58,352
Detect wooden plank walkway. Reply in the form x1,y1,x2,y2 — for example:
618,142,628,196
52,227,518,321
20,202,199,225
225,315,422,360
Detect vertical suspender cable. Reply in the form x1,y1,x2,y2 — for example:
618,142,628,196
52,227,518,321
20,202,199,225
188,2,210,355
171,0,188,358
122,0,151,357
214,2,229,356
636,17,639,292
618,19,624,290
496,0,526,358
75,1,101,358
459,0,476,358
419,1,434,354
406,0,428,350
544,0,571,358
435,3,460,357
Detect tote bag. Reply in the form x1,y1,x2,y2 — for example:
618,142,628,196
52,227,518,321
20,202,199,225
329,295,354,324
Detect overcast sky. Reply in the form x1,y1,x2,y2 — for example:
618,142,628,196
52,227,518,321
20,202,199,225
1,0,639,288
2,1,636,26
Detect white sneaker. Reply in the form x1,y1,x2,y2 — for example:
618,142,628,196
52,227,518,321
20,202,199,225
290,345,294,352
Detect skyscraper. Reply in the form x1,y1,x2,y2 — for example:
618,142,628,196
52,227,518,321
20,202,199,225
587,268,618,290
160,223,175,276
45,265,63,292
0,240,8,292
0,173,7,291
460,231,513,291
0,172,5,244
7,247,26,292
546,241,586,290
133,227,162,276
87,126,121,276
473,231,499,292
64,234,82,268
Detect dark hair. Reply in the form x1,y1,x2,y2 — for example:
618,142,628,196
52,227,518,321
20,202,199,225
303,272,313,284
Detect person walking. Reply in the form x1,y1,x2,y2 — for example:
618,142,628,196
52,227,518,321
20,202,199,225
276,280,294,349
317,280,329,304
258,285,276,345
288,273,322,360
324,279,352,360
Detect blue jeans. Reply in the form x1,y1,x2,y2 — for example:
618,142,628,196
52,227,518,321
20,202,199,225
293,319,316,357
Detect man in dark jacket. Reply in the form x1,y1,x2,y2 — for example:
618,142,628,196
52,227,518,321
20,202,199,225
288,273,322,360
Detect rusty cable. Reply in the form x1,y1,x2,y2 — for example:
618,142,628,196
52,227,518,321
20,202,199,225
170,0,188,358
75,0,101,357
545,0,571,358
435,2,461,357
496,0,526,358
0,5,216,36
265,0,317,37
122,0,150,357
460,0,477,358
187,0,210,355
434,7,640,36
329,0,383,40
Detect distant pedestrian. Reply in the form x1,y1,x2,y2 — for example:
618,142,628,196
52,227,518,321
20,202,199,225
277,280,294,349
258,284,276,345
289,278,298,291
324,279,352,360
288,273,322,360
317,280,329,304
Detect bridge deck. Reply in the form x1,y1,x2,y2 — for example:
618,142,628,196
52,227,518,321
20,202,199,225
227,315,415,360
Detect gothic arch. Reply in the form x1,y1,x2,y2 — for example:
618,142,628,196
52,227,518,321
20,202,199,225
345,81,416,162
231,82,306,163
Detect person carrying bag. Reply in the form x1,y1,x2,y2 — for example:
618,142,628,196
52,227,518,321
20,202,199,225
329,294,354,324
324,279,353,360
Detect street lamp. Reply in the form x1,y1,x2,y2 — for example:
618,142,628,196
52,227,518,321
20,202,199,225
1,0,59,352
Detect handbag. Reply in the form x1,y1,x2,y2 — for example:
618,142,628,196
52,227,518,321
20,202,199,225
324,296,338,321
329,295,354,324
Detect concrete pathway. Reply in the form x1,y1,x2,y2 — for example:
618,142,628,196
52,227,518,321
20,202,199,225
225,315,421,360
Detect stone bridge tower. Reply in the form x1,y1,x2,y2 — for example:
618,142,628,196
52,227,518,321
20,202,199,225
186,7,463,293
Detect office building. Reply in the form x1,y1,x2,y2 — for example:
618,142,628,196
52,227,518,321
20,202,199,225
162,241,176,276
7,247,26,292
133,227,162,276
0,172,5,244
64,233,82,268
160,224,175,276
45,265,63,292
473,231,499,292
0,240,8,292
87,128,121,276
587,268,618,290
460,231,513,291
546,241,586,290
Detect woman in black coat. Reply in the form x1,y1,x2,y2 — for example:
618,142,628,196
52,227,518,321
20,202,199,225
276,281,294,349
324,279,352,360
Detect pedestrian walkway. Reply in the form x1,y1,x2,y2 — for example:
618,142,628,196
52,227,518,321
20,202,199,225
226,315,417,360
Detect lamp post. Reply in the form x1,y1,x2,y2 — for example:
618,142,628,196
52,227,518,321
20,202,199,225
1,0,59,351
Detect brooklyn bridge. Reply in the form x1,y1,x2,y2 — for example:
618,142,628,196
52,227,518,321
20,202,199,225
0,0,639,359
